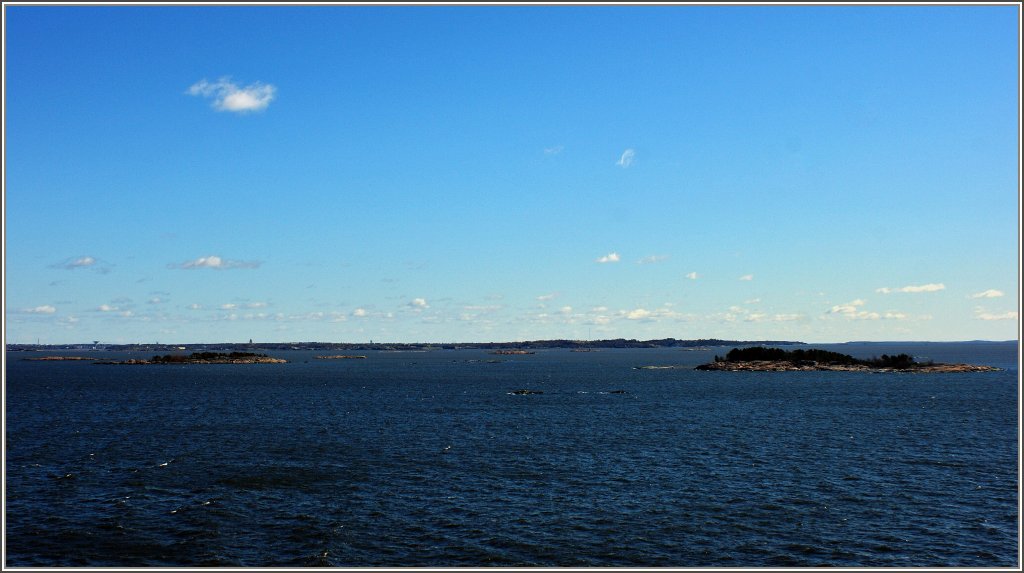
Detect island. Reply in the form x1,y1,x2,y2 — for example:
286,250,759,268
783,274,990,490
696,347,1000,373
96,352,287,365
315,355,367,360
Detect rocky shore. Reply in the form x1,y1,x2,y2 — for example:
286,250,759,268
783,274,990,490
695,360,1000,373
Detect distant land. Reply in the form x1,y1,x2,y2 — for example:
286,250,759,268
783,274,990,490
5,338,803,353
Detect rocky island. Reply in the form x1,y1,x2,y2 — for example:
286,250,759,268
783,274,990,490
96,352,287,365
696,347,1000,373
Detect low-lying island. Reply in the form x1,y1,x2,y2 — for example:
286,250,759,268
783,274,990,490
696,347,1000,373
96,351,287,365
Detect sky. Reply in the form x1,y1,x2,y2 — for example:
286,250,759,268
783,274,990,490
3,3,1020,345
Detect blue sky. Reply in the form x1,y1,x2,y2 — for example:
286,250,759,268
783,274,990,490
3,4,1020,344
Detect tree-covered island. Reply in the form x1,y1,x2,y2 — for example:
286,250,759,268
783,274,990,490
696,347,1000,372
96,352,287,365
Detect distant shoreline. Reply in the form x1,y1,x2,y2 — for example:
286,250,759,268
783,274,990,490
6,338,805,353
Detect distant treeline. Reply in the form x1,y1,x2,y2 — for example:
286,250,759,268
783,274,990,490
716,347,927,369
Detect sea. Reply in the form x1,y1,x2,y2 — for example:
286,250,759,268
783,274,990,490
4,341,1019,567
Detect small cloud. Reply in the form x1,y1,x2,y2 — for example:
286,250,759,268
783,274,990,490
772,313,804,322
596,252,621,264
171,255,260,270
625,308,653,320
559,306,573,314
220,303,238,310
98,304,119,312
739,274,754,281
352,308,368,317
187,77,276,113
148,297,166,305
537,293,558,302
876,283,945,294
52,255,111,273
616,148,635,168
685,272,698,280
975,308,1018,321
186,303,203,310
828,299,883,320
638,255,669,265
544,145,564,155
968,289,1004,299
409,298,429,310
22,305,56,314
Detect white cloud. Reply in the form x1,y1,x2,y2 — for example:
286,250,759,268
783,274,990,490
968,289,1005,299
352,308,368,317
52,255,111,273
409,298,429,310
685,272,698,280
975,308,1018,321
828,299,877,320
638,255,669,264
616,148,636,168
876,283,945,294
68,256,94,268
23,305,56,314
625,308,653,320
187,303,203,310
148,297,166,305
617,306,693,323
544,145,564,155
220,303,238,310
826,299,909,321
172,255,260,270
596,252,621,264
739,274,754,281
536,293,558,301
98,304,119,312
559,306,573,314
187,77,276,113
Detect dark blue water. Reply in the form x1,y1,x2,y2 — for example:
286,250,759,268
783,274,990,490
4,342,1019,566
